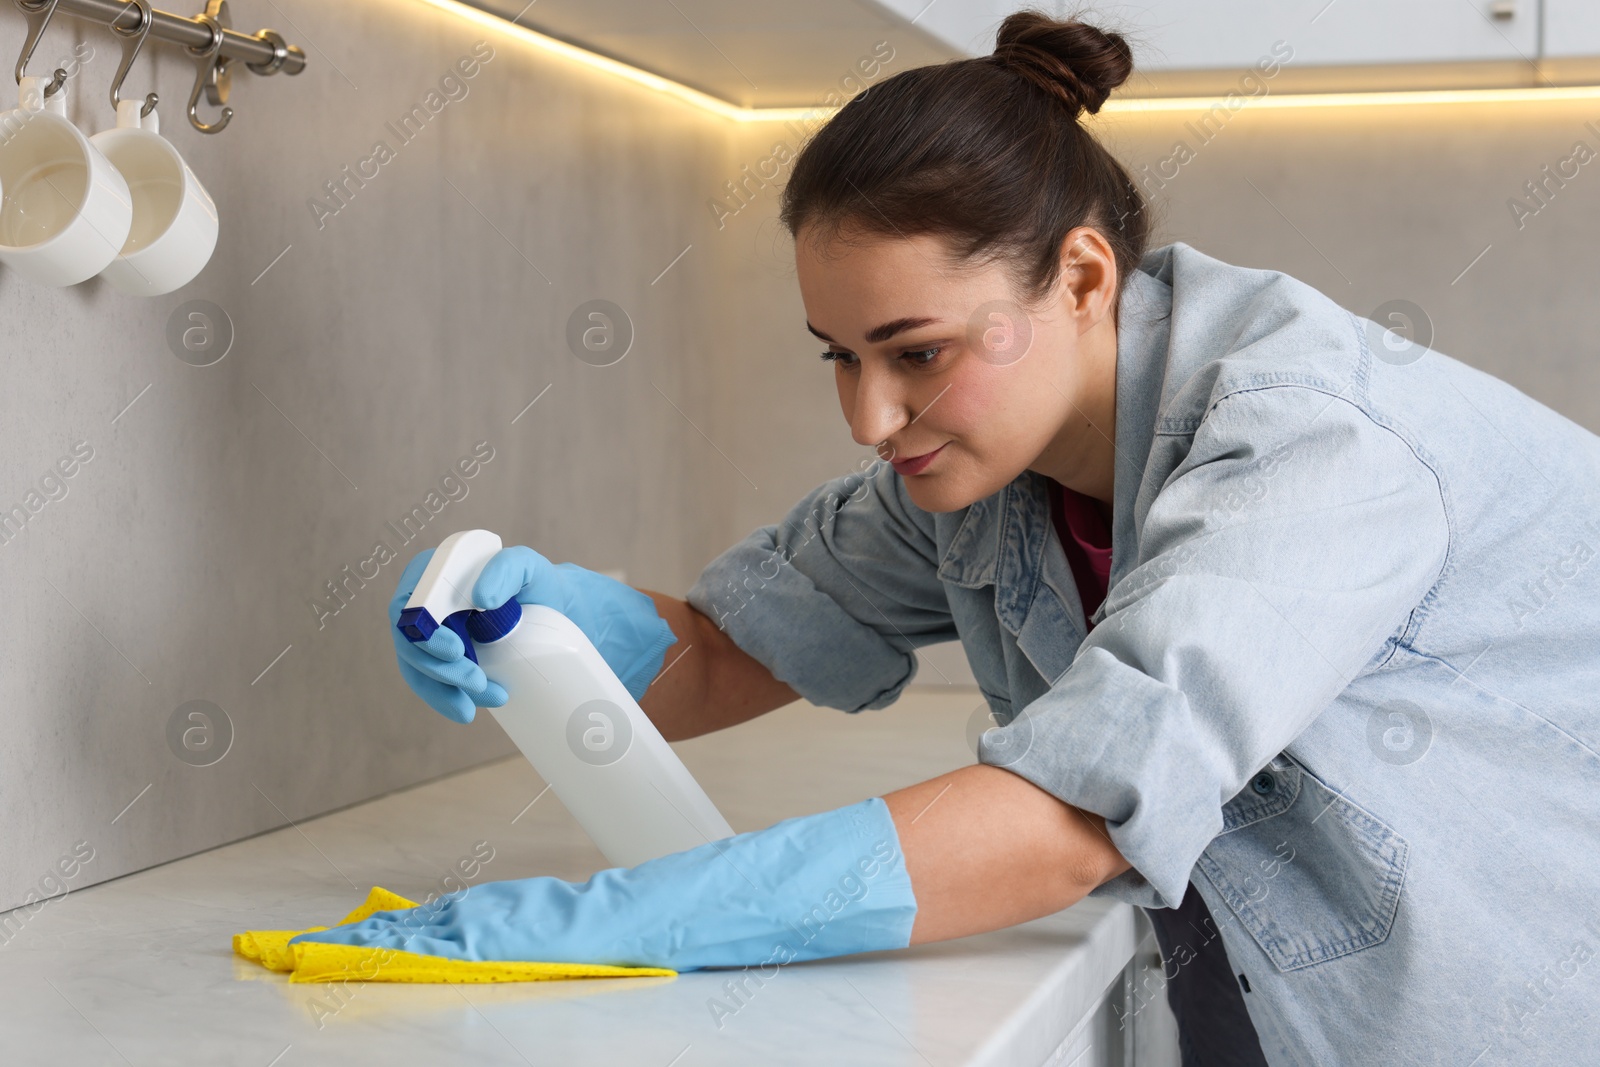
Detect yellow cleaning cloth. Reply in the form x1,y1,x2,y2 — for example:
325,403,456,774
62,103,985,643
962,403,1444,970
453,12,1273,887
232,886,676,984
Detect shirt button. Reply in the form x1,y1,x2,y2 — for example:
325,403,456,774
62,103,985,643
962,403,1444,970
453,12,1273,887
1251,771,1276,796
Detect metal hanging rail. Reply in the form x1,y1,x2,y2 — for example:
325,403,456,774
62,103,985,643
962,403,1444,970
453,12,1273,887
12,0,307,133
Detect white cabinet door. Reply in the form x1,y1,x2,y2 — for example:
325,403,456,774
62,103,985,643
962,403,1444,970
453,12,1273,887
866,0,1024,55
1104,0,1537,69
1544,0,1600,57
867,0,1544,66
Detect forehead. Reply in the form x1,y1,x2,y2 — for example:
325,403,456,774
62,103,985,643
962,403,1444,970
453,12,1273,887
794,226,1004,316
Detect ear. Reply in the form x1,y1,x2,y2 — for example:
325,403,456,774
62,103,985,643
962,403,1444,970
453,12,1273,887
1056,226,1119,330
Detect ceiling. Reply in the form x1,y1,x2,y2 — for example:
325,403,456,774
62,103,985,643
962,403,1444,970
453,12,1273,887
459,0,968,109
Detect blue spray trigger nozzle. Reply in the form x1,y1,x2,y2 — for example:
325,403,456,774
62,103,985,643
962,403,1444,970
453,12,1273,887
399,529,505,656
442,610,479,664
397,605,481,663
397,606,439,642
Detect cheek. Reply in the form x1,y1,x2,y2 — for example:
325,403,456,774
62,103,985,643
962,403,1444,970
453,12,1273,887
934,363,1023,437
934,388,987,436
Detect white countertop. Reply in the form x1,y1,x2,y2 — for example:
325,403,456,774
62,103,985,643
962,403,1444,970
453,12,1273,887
0,689,1159,1066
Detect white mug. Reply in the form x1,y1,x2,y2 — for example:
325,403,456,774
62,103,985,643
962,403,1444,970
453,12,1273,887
90,98,218,297
0,77,133,287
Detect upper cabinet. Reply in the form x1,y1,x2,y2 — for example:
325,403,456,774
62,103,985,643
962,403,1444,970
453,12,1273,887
1095,0,1537,70
1545,0,1600,57
865,0,1600,95
456,0,1600,108
868,0,1028,57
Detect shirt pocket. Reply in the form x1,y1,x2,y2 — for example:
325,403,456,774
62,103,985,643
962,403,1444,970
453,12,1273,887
1195,754,1409,972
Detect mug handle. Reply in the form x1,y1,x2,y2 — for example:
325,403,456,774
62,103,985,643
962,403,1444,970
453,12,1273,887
19,76,67,117
115,96,158,135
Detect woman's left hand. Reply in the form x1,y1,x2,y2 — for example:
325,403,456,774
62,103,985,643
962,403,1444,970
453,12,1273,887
289,796,919,972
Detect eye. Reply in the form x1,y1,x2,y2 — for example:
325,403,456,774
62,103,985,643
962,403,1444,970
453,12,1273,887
819,349,858,367
901,347,942,367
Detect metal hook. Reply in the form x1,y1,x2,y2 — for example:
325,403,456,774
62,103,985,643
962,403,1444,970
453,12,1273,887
14,0,68,98
186,8,233,133
39,65,66,97
108,0,159,117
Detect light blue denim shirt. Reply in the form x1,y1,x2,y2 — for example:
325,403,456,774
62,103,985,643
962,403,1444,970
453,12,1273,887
686,241,1600,1064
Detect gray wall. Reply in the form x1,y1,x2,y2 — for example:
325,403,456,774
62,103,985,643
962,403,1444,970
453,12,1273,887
5,0,1598,911
0,0,748,911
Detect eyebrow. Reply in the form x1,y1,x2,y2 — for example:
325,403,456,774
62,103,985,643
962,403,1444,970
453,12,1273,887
805,316,941,346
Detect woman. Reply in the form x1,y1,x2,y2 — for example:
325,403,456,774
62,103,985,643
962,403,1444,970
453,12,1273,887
299,11,1600,1064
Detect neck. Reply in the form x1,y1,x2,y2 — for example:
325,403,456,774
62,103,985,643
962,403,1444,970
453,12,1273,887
1027,316,1118,506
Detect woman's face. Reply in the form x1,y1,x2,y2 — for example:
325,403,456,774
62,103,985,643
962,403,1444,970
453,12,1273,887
794,222,1121,513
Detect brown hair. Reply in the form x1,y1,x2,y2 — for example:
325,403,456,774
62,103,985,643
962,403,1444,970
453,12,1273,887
779,9,1152,318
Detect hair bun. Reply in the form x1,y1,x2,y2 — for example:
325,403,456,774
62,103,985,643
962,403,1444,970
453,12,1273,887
990,11,1133,118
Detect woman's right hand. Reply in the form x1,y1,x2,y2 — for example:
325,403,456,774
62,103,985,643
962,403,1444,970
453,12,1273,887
390,548,509,724
389,545,679,725
470,545,679,703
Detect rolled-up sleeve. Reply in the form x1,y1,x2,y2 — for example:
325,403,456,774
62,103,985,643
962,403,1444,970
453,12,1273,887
980,384,1451,909
686,459,958,713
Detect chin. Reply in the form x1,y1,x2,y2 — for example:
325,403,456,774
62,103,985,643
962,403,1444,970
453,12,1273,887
900,472,983,513
899,455,1025,513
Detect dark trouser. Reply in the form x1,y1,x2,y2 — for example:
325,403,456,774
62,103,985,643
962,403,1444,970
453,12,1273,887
1143,882,1269,1067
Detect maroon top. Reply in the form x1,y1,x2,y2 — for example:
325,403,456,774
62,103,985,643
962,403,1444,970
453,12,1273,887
1047,479,1113,630
1048,479,1266,1061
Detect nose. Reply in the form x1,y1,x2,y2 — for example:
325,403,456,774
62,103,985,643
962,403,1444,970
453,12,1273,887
846,360,911,454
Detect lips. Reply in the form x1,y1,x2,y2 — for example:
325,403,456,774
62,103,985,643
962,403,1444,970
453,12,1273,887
889,443,945,476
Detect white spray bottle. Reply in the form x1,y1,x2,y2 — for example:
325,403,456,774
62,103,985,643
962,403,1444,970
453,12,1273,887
397,529,735,869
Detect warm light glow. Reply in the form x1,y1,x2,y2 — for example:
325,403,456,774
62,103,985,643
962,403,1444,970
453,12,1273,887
415,0,1600,123
409,0,820,123
1098,84,1600,115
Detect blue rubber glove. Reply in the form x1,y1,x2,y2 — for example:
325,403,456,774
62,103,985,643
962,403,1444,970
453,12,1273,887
289,796,918,972
469,545,678,704
390,548,507,724
390,545,678,725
